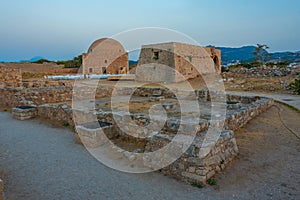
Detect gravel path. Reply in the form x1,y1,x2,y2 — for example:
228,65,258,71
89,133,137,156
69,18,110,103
227,91,300,110
0,112,215,200
0,103,299,199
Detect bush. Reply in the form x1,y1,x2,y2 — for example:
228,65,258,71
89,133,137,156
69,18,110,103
63,55,82,68
207,178,217,186
33,59,51,64
266,61,289,68
228,62,255,70
289,78,300,94
221,66,229,72
62,122,70,127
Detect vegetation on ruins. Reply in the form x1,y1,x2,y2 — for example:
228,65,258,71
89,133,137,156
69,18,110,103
207,178,217,186
191,183,203,188
253,44,272,68
289,78,300,94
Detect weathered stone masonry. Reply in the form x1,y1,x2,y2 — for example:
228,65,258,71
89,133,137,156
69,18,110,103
0,65,22,88
0,72,274,186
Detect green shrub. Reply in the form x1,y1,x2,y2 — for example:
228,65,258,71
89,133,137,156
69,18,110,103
191,183,203,188
33,59,51,64
221,66,229,72
207,178,217,186
289,78,300,94
62,122,70,127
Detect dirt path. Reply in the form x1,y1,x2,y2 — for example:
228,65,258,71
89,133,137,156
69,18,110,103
228,91,300,111
216,103,300,199
0,103,299,199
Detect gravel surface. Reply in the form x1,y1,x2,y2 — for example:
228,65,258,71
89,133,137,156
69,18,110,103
0,103,299,199
227,91,300,110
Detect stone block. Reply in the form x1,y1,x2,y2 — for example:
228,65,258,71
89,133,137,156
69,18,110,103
182,172,206,183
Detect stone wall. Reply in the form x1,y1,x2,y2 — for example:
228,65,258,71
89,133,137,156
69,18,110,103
73,95,273,186
37,104,74,127
22,80,74,88
0,88,22,108
12,106,37,120
0,65,22,87
0,86,73,108
136,42,221,83
147,130,238,185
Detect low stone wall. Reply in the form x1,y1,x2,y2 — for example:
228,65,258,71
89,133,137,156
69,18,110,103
22,80,74,88
73,95,273,185
0,86,73,108
0,88,22,108
147,130,238,185
37,104,74,127
0,178,4,200
0,65,22,87
12,106,37,120
224,96,274,130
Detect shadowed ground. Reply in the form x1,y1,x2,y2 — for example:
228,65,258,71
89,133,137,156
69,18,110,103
0,103,299,199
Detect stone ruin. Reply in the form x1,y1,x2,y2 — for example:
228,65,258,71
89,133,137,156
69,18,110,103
73,86,273,185
136,42,221,83
0,59,274,187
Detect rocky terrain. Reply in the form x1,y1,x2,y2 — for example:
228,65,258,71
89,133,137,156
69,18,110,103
223,66,300,94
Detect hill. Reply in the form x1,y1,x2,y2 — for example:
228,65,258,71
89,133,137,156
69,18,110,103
216,46,257,65
216,46,300,65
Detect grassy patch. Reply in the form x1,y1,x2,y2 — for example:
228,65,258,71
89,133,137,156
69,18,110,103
191,183,203,188
207,178,217,186
62,122,70,127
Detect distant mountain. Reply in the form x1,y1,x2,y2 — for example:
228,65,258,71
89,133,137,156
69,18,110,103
19,56,45,63
216,46,257,65
19,46,300,66
129,60,138,67
29,56,45,62
216,46,300,65
271,51,300,63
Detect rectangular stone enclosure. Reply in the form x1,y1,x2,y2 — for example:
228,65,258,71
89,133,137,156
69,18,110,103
74,87,274,186
12,106,38,120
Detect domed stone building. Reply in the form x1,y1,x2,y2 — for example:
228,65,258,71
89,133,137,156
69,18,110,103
82,38,129,75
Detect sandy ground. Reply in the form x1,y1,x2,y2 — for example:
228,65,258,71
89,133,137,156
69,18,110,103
214,104,300,199
0,103,299,199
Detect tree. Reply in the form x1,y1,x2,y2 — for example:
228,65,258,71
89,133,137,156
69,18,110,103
57,55,82,68
253,44,271,68
289,78,300,94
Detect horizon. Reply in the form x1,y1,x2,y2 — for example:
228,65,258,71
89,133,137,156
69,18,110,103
1,44,299,63
1,0,299,62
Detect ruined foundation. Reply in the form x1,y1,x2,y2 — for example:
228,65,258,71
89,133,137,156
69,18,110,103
12,106,37,120
0,65,274,186
72,87,274,185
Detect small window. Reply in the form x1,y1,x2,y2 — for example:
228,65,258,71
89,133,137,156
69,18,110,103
105,60,108,64
102,67,107,74
89,68,93,73
153,51,159,60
